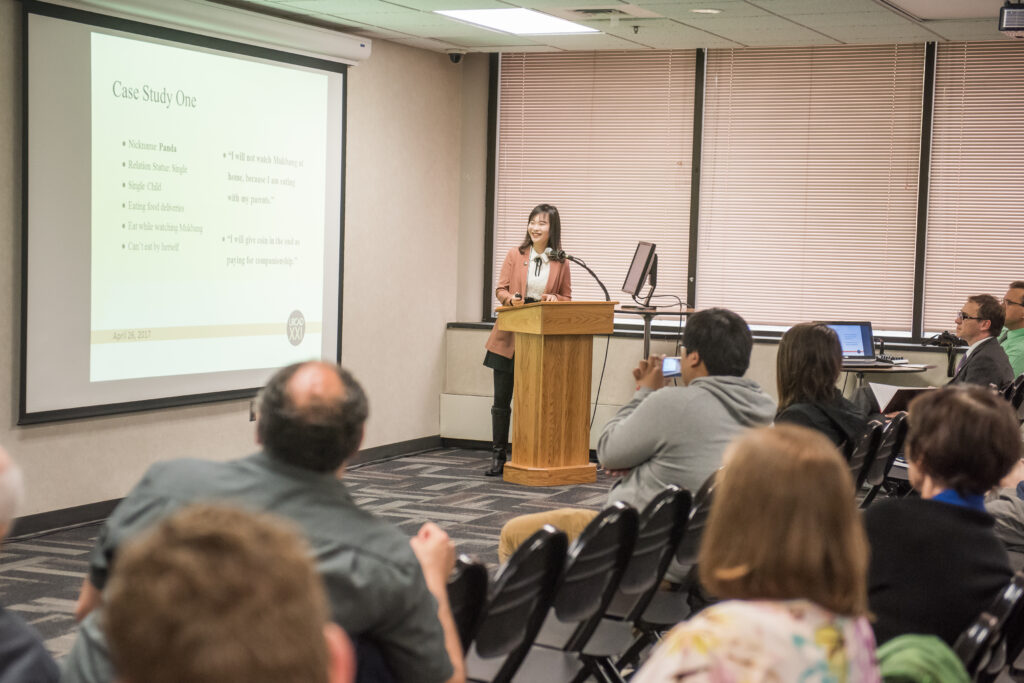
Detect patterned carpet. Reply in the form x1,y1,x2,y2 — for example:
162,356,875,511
0,448,614,661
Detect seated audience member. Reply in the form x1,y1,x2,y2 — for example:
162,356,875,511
105,504,355,683
65,362,464,683
950,294,1014,388
499,308,776,575
984,458,1024,565
864,385,1020,646
0,445,59,683
775,322,869,451
632,425,879,682
1000,281,1024,377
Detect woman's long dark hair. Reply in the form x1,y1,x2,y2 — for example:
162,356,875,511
776,322,842,412
518,204,562,254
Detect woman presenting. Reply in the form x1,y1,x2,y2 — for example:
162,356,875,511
482,204,572,476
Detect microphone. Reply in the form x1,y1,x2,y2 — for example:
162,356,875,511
552,249,609,301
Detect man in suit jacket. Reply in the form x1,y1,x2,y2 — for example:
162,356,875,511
950,294,1015,389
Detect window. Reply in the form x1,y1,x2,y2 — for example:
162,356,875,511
493,51,695,309
923,42,1024,334
696,44,924,329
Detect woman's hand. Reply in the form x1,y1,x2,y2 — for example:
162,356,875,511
541,294,558,302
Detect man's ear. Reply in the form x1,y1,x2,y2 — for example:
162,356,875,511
980,319,992,334
324,623,356,683
684,350,701,368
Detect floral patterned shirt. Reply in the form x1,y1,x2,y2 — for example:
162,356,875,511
632,599,880,683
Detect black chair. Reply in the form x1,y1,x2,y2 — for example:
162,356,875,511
848,422,883,491
448,554,489,653
612,471,719,672
499,503,639,683
574,486,694,681
859,413,908,509
465,525,568,683
953,569,1024,682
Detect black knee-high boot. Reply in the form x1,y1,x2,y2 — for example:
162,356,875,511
485,407,511,476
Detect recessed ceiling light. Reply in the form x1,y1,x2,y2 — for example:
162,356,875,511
434,8,600,35
690,8,723,14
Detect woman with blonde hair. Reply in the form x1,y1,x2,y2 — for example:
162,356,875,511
633,424,879,682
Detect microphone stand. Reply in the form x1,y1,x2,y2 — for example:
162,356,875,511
563,255,610,302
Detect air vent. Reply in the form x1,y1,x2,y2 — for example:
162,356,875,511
555,5,662,21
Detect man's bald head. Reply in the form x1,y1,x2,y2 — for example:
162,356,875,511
0,446,25,539
255,363,368,473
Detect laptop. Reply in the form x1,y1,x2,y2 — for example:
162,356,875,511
823,321,880,366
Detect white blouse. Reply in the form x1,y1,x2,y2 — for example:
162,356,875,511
525,247,551,302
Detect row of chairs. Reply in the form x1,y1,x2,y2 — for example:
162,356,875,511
846,413,909,509
449,477,718,683
955,569,1024,682
1002,373,1024,420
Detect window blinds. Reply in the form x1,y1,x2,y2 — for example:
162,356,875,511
922,42,1024,335
696,44,924,330
494,51,695,310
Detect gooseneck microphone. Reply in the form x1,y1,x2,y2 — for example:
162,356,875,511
550,249,610,301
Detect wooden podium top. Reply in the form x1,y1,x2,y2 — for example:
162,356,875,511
496,300,615,336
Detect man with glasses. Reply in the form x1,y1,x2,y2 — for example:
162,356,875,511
950,294,1014,388
999,281,1024,377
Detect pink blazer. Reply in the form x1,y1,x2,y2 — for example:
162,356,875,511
485,247,572,359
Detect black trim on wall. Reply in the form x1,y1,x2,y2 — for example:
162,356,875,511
912,42,937,341
10,499,120,539
19,1,348,423
482,53,499,322
687,49,706,309
8,436,445,537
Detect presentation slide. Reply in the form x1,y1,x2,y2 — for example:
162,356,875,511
89,33,328,382
23,6,345,420
829,324,868,356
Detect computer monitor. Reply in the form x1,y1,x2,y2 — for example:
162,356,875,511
622,241,657,306
823,321,876,361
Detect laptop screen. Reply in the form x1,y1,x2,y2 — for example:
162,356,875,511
823,322,875,360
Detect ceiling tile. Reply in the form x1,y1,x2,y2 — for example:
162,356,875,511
922,19,1011,42
599,18,743,48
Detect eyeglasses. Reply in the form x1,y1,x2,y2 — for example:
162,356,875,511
956,311,985,322
1005,298,1024,308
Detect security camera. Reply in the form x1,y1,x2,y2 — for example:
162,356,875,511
447,50,465,64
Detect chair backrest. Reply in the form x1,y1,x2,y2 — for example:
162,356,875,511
848,422,883,490
1012,377,1024,411
473,525,567,664
675,470,718,568
447,554,488,653
616,486,693,620
553,503,638,654
865,413,908,487
953,570,1024,682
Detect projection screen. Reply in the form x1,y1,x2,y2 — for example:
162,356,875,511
21,2,346,423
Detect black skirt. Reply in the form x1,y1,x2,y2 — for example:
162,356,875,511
483,350,514,374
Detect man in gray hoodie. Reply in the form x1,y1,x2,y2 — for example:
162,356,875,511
498,308,776,566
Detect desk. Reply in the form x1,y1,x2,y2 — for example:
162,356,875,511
842,364,933,389
616,307,696,358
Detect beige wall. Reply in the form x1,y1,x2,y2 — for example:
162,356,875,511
0,0,485,515
440,326,953,444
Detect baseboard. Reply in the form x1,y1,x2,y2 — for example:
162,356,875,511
9,436,448,537
10,499,122,540
441,438,490,451
441,438,599,462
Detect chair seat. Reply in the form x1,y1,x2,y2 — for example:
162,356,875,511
509,644,587,683
466,644,508,683
637,588,691,629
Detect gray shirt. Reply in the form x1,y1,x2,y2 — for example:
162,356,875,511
599,375,776,509
63,452,452,683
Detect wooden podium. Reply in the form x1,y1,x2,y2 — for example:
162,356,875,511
496,301,615,486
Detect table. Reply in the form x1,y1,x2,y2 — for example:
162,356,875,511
616,306,696,359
